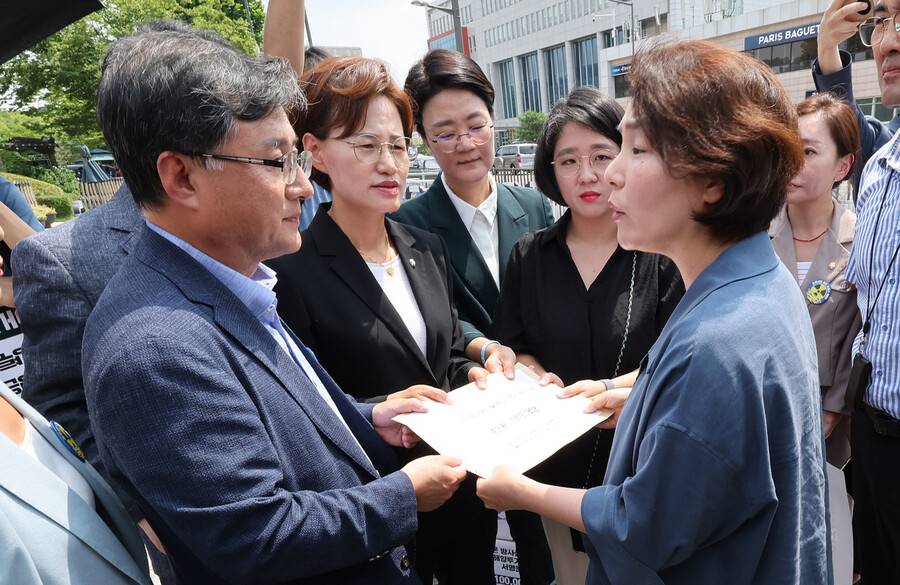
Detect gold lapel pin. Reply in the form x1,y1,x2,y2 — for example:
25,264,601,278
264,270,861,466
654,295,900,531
828,261,837,270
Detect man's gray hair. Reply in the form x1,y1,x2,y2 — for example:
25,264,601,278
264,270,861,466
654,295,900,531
97,20,304,209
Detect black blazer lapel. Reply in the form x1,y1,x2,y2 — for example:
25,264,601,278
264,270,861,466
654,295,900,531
496,184,530,278
309,212,437,380
424,178,499,310
388,220,444,369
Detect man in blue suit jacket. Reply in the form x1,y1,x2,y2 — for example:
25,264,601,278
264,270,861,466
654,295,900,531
82,22,465,585
14,185,143,494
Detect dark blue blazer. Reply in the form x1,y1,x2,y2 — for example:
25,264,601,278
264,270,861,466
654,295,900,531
15,186,144,477
82,228,421,585
390,177,553,344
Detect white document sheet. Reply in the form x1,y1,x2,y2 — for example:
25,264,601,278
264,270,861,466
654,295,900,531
393,365,611,478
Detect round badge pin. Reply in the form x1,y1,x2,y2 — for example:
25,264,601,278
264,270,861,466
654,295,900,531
50,420,86,461
806,279,831,305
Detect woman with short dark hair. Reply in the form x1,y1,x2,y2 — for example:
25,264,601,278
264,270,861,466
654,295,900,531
492,86,683,584
393,48,556,585
394,48,554,369
477,40,831,584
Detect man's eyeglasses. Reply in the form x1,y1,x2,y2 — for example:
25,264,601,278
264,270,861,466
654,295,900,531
186,150,313,184
859,14,900,47
344,135,418,167
551,151,615,178
430,123,494,154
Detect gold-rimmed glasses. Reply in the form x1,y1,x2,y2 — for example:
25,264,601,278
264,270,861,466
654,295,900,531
343,134,418,167
859,14,900,47
551,150,615,178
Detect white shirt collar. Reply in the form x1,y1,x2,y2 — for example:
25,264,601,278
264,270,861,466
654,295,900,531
442,173,499,228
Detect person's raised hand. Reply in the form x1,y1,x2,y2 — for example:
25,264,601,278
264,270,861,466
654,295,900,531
822,0,872,46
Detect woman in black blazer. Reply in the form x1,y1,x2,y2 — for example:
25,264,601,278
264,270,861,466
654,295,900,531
267,56,503,585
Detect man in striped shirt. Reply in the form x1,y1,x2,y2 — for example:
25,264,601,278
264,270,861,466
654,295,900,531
845,1,900,582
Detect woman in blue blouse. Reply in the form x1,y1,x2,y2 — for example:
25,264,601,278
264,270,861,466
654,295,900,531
477,40,831,585
491,86,683,585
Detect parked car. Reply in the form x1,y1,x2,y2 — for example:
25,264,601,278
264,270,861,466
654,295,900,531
410,155,441,171
494,143,536,170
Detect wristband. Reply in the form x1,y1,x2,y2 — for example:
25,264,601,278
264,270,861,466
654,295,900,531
480,340,501,365
600,378,615,391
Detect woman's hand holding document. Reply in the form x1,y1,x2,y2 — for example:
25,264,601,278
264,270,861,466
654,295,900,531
392,364,611,478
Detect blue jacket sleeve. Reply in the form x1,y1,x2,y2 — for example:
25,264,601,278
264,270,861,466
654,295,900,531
0,176,44,232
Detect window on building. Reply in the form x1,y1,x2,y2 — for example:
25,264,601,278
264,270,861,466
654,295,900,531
613,73,630,99
604,27,625,48
874,100,894,121
603,30,612,48
499,59,517,119
769,43,790,73
857,97,895,122
745,37,866,75
545,45,568,105
791,39,815,73
573,36,599,88
429,34,457,52
520,52,541,112
843,34,874,63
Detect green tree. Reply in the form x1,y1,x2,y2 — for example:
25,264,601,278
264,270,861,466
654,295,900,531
517,110,547,143
0,0,265,143
0,110,49,140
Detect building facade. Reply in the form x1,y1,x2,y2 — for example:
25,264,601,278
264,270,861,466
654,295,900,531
421,0,888,144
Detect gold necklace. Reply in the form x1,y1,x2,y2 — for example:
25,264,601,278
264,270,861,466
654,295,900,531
356,232,396,276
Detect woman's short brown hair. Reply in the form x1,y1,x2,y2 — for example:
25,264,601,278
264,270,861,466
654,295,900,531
628,39,803,244
295,56,414,191
796,92,861,189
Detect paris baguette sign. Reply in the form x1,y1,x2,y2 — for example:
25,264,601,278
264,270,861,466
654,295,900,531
745,23,820,50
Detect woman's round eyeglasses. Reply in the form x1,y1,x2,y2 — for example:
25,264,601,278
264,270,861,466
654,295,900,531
430,123,494,154
186,150,313,184
859,14,900,47
344,134,418,167
551,151,615,178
